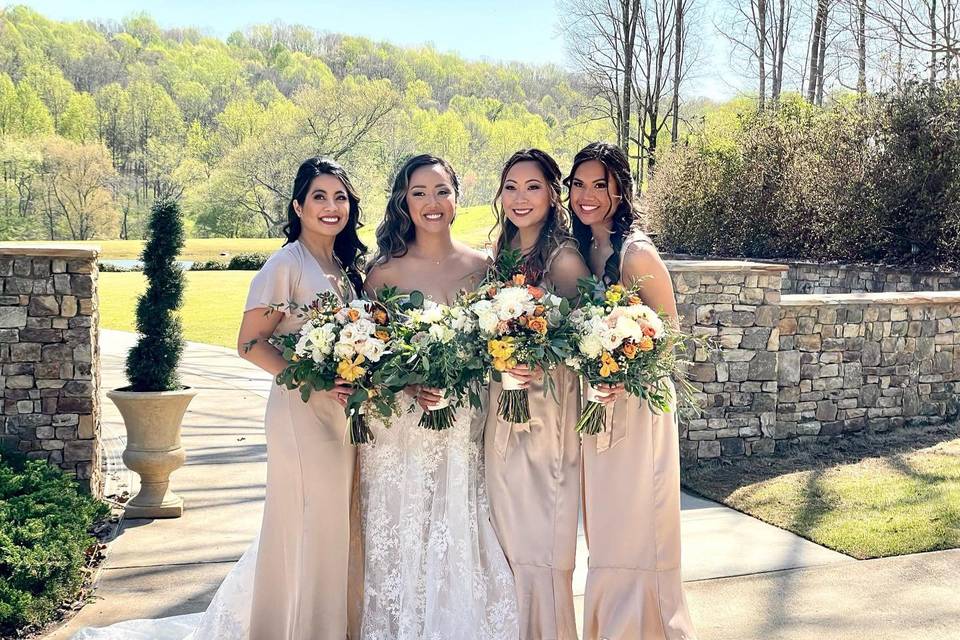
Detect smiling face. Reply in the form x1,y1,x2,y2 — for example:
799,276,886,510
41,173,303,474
501,160,551,232
406,163,457,232
569,159,621,227
293,173,351,238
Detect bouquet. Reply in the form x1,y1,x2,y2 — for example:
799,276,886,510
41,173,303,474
567,279,691,435
467,251,574,424
270,292,395,445
374,289,486,431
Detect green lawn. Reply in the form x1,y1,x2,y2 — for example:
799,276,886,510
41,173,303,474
40,205,497,262
683,426,960,559
100,271,255,349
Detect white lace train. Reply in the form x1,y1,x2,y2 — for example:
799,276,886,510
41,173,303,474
359,397,519,640
70,534,257,639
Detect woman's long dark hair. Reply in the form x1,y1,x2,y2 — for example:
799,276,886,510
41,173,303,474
282,157,367,296
371,154,461,268
562,142,637,285
491,148,574,284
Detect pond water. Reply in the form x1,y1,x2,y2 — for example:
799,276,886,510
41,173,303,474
99,259,195,270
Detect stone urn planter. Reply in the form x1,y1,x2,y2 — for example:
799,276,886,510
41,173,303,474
108,387,197,518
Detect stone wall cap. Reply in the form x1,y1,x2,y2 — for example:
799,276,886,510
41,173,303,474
665,259,789,274
782,291,960,306
0,242,101,258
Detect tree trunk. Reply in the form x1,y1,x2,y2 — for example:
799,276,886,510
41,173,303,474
930,0,939,87
773,0,787,101
807,0,826,102
759,0,768,109
816,2,828,105
621,0,639,158
671,0,683,141
857,0,867,95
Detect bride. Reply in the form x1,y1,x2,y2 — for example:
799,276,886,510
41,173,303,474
360,153,519,639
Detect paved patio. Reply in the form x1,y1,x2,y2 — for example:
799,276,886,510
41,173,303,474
45,330,960,639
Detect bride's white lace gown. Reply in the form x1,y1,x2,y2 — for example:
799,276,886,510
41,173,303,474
359,395,520,640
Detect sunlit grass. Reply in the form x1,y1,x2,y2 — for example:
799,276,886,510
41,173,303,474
684,433,960,559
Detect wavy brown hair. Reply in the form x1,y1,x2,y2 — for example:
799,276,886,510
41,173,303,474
370,154,461,268
491,148,574,284
562,142,638,285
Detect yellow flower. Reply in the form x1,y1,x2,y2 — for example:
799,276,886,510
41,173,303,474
527,316,548,334
638,336,654,352
599,351,620,377
488,338,516,360
492,357,517,372
512,273,526,286
605,284,625,304
337,355,367,382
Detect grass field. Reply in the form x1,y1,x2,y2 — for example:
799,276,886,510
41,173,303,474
31,205,498,262
683,425,960,559
100,271,255,349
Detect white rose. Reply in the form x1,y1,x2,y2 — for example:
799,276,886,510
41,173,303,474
360,338,386,363
420,305,445,324
477,311,499,333
334,341,355,359
429,323,455,344
579,334,603,359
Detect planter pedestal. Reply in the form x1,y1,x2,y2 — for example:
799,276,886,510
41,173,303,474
107,387,197,519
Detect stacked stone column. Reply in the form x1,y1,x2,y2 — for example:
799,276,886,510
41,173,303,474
0,244,101,495
667,261,788,464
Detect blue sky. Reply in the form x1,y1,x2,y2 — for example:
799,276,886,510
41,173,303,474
13,0,740,100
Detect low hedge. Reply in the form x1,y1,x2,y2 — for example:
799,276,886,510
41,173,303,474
0,452,109,635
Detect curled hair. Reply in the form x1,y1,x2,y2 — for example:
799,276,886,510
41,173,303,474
282,157,367,296
491,148,574,284
371,154,461,268
562,142,637,285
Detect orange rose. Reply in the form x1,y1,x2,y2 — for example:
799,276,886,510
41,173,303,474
347,308,361,322
642,325,656,337
375,330,390,341
372,308,388,324
512,273,526,286
527,316,548,334
628,295,642,305
622,342,638,359
527,285,545,300
638,336,654,351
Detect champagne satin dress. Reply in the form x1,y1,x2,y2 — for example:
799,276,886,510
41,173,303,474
580,235,697,640
484,246,583,640
244,240,362,640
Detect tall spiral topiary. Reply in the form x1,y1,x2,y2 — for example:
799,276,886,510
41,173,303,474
125,198,186,391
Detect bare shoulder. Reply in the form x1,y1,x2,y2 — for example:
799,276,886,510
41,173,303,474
621,238,671,287
455,242,492,270
363,260,400,298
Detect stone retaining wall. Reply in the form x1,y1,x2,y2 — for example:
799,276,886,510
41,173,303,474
666,260,960,464
662,252,960,295
775,292,960,445
0,244,102,494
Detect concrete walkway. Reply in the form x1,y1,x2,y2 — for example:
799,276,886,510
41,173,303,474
45,330,960,639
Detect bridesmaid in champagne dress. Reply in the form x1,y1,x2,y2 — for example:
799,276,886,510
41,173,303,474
238,157,367,640
484,149,591,640
565,143,698,640
70,158,368,640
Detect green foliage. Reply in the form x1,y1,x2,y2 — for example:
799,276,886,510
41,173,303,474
227,252,268,270
649,82,960,268
125,198,186,391
0,6,609,241
0,452,109,635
